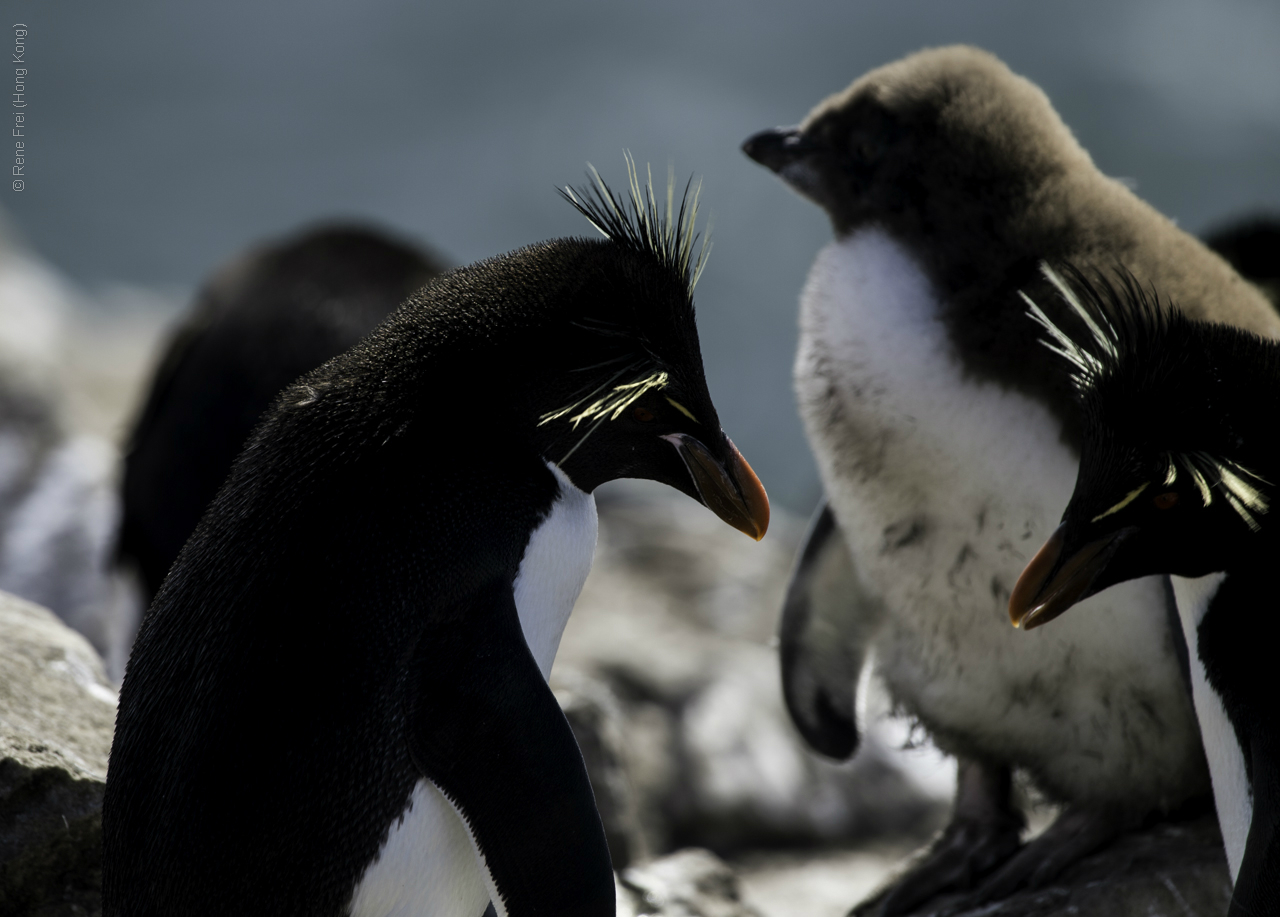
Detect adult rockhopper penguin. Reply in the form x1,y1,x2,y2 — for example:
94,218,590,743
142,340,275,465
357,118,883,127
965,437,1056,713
1010,266,1280,917
103,168,769,917
743,45,1279,914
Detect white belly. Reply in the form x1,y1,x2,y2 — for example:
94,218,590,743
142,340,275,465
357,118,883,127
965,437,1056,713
1172,572,1250,882
350,464,598,917
795,229,1202,804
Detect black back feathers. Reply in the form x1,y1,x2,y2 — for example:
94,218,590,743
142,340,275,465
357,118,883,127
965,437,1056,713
117,224,443,602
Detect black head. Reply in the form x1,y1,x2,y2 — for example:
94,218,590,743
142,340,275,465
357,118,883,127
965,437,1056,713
363,161,769,539
1008,264,1280,629
741,46,1086,239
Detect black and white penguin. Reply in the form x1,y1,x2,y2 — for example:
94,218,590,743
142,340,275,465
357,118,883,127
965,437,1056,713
743,46,1279,912
118,224,444,604
103,168,769,917
1009,265,1280,917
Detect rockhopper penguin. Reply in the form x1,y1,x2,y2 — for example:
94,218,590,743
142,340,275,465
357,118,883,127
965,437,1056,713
103,166,769,917
1010,265,1280,917
118,224,444,606
743,45,1280,913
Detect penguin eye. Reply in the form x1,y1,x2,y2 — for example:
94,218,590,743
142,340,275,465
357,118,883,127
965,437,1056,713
633,406,655,423
1153,492,1179,510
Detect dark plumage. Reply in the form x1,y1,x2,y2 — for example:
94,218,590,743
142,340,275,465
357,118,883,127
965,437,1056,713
1204,214,1280,309
104,172,768,917
1011,266,1280,917
118,225,444,603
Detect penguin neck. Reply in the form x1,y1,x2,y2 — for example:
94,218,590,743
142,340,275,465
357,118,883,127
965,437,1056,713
512,462,598,680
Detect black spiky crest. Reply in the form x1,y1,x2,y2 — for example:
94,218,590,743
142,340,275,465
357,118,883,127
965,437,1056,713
561,153,711,295
1022,262,1273,531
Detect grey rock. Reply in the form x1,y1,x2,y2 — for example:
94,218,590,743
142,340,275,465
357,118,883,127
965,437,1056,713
555,669,649,869
856,815,1231,917
0,590,115,917
619,848,761,917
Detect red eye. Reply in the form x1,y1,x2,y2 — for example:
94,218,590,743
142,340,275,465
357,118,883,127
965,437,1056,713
633,406,655,423
1153,492,1179,510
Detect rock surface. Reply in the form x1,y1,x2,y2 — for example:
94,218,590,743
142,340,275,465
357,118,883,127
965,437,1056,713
619,848,761,917
0,589,115,917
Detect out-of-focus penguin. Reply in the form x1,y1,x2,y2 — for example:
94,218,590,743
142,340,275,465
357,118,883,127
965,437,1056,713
1203,215,1280,308
1010,265,1280,917
103,167,769,917
118,224,443,604
744,46,1279,913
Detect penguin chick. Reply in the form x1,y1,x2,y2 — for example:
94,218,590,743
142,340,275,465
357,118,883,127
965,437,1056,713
1010,265,1280,917
103,166,769,917
118,224,444,605
743,45,1279,914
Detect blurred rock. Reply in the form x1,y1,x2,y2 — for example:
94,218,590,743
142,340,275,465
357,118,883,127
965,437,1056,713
555,480,950,857
853,815,1231,917
0,216,148,681
734,845,917,917
0,589,115,917
555,669,648,869
618,848,760,917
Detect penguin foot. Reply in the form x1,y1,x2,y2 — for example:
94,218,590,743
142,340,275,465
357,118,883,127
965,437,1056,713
955,802,1137,907
851,759,1023,917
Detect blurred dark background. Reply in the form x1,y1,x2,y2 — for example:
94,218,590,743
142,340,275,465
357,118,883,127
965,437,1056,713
6,0,1280,512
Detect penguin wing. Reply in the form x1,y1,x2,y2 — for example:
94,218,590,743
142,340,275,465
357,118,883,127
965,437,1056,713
779,500,885,760
404,578,615,917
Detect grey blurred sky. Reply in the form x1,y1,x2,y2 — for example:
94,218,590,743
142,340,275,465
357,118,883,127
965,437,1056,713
5,0,1280,511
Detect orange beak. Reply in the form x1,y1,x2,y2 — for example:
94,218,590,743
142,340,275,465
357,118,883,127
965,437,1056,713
1009,523,1127,629
662,433,770,540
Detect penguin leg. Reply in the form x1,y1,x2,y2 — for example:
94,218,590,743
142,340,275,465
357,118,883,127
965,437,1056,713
959,801,1139,906
853,759,1023,917
779,500,884,759
404,579,616,917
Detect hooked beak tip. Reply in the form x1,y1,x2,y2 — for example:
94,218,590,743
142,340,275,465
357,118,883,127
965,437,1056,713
1009,523,1127,632
663,433,770,540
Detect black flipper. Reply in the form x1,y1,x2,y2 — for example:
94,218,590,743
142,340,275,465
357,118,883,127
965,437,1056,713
1230,736,1279,916
405,578,615,917
778,500,885,760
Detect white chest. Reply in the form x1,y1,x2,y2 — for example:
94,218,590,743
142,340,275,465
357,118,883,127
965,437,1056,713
512,464,599,679
794,230,1193,801
1172,572,1251,882
349,465,598,917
